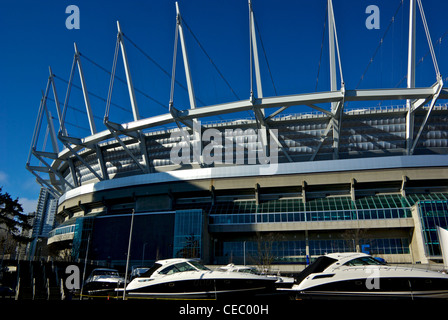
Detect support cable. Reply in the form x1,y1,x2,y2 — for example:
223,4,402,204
180,17,241,100
395,29,448,87
254,18,277,96
80,52,167,111
120,33,207,107
169,21,180,110
105,36,120,120
315,2,328,92
249,2,254,101
417,0,440,78
356,0,404,89
46,96,100,131
54,74,131,115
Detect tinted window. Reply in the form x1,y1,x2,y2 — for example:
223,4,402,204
296,256,338,284
159,262,196,275
188,260,209,271
343,257,385,266
140,263,162,277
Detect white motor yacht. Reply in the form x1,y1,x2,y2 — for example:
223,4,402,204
119,258,277,299
217,263,295,288
82,268,125,296
285,252,448,299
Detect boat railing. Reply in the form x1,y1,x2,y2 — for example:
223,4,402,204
333,263,447,273
387,263,447,273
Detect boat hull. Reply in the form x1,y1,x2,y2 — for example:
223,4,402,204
293,276,448,300
124,277,277,299
296,290,448,300
83,280,124,296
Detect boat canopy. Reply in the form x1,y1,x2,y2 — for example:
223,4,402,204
295,256,338,284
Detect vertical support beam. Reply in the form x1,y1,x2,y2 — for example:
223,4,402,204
210,185,216,206
40,78,59,154
350,178,356,202
401,175,408,197
301,181,307,204
328,0,340,160
42,96,59,154
248,0,263,103
59,54,77,137
406,0,416,154
95,145,109,180
68,158,79,188
305,229,310,262
49,66,64,132
255,183,260,205
67,158,80,187
138,131,152,173
248,0,268,158
407,0,416,88
74,43,97,135
176,2,197,111
328,0,337,99
175,2,202,164
27,86,47,166
117,21,140,121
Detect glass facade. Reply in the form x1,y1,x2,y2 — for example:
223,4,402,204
48,224,75,238
359,238,410,255
209,194,448,264
209,194,412,225
218,240,306,264
217,238,410,264
53,193,448,265
173,210,203,259
71,216,95,260
416,200,448,256
91,212,175,264
308,239,352,256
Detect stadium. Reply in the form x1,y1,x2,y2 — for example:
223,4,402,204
27,1,448,271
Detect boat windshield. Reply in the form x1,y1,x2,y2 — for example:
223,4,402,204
159,262,198,275
140,263,163,277
295,256,338,284
188,260,210,271
236,268,258,274
343,256,386,266
93,270,119,276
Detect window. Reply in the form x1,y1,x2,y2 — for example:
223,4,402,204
343,256,385,266
417,200,448,256
159,262,196,275
173,210,203,258
359,238,410,254
141,263,162,277
189,260,209,271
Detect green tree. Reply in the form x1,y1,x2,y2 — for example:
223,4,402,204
0,188,34,252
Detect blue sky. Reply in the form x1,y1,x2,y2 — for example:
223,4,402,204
0,0,447,213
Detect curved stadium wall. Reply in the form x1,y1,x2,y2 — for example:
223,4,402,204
42,105,448,269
